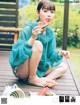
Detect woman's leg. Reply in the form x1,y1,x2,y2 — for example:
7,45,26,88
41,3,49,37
28,41,57,87
45,62,68,80
17,40,43,80
17,40,57,87
17,59,29,79
28,40,43,78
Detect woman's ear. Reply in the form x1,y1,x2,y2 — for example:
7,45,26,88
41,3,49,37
36,11,39,16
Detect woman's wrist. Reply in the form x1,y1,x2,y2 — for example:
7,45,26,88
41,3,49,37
32,33,37,40
28,36,35,46
58,50,62,56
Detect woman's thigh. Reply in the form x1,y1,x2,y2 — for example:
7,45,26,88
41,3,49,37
17,59,29,79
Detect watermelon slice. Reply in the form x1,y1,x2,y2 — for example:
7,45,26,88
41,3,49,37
37,87,49,96
38,21,48,29
37,87,56,96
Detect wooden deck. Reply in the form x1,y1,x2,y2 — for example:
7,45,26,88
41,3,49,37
0,51,80,96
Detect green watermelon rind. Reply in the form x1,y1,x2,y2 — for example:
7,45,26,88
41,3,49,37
41,24,48,28
38,21,48,29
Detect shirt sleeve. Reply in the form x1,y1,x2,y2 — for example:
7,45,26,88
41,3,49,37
9,26,32,69
47,31,63,67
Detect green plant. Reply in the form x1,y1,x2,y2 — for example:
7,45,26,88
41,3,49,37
18,4,37,28
18,2,80,48
54,29,63,47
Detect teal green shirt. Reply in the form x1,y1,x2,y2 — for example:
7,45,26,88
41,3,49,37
9,21,63,77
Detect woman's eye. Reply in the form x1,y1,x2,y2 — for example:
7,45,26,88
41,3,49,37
51,11,54,13
43,10,47,12
43,9,48,12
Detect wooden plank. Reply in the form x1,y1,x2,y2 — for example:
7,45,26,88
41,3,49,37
0,76,17,79
66,58,80,95
0,34,14,38
0,0,16,2
53,90,79,95
0,73,75,85
0,46,12,51
0,79,17,83
0,64,12,67
0,27,22,32
0,79,75,87
0,22,16,27
0,82,18,87
59,75,73,79
0,33,14,36
0,10,16,15
15,0,18,27
0,75,78,94
53,86,77,91
0,69,73,79
19,87,79,95
58,82,75,86
57,79,75,83
0,16,16,21
0,0,18,28
0,45,12,48
62,73,73,77
0,72,14,76
0,52,80,96
0,4,17,9
0,40,13,44
0,85,78,96
0,82,76,92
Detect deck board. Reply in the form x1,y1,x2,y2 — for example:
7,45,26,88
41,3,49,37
0,51,80,96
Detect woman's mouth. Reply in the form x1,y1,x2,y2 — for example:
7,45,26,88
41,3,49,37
46,18,51,23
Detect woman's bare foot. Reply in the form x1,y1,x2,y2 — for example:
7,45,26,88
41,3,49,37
28,76,58,87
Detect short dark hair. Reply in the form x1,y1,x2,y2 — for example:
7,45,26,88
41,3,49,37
37,0,55,12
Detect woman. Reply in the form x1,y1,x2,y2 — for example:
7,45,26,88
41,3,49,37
9,0,70,87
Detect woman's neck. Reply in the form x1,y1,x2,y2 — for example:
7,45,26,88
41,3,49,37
42,28,46,32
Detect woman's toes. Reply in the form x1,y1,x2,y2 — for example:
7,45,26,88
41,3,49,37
45,80,58,87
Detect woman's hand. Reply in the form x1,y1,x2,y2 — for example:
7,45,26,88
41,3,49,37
32,26,42,40
58,50,70,58
28,26,42,46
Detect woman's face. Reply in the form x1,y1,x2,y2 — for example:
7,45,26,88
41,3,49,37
37,8,55,24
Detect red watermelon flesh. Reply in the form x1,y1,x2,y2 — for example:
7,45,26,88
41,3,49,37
37,87,49,96
37,87,55,96
38,21,48,28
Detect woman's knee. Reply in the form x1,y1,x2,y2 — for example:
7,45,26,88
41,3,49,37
60,62,68,73
32,40,43,53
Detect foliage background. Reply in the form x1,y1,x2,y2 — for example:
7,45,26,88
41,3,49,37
18,0,80,81
18,2,80,48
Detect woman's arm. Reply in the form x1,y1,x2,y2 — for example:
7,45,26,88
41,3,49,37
9,26,33,68
47,32,63,65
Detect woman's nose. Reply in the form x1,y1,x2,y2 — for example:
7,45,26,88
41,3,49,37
47,12,51,17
